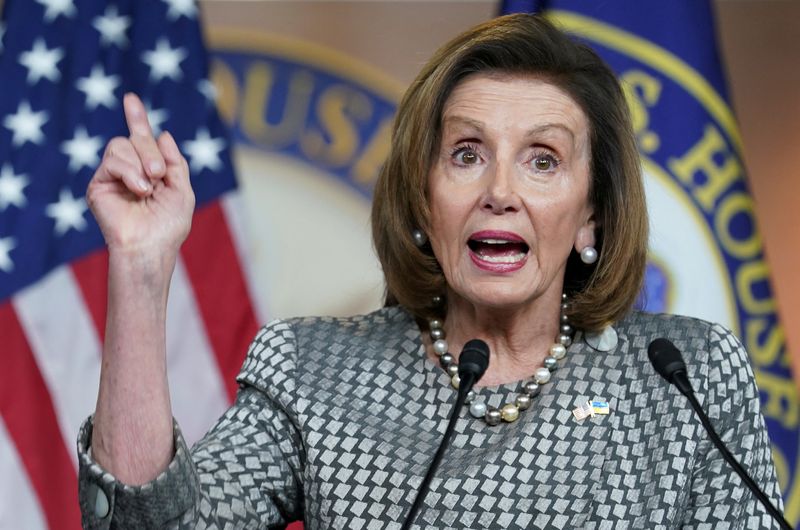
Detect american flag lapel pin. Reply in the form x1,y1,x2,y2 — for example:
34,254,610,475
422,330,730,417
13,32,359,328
572,401,594,421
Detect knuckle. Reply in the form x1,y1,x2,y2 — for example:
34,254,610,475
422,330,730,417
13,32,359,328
105,137,130,160
104,156,124,175
85,184,100,211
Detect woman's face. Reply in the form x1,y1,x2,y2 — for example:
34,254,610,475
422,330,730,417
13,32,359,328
428,74,596,312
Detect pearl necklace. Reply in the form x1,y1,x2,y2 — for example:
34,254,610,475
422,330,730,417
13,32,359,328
428,293,574,426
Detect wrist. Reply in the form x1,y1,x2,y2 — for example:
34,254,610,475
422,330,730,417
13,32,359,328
107,246,178,298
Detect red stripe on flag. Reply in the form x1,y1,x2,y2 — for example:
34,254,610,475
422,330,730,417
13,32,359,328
71,248,110,343
180,201,260,402
0,302,82,530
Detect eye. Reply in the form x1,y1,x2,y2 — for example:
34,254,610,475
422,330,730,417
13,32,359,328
532,152,560,172
451,145,481,166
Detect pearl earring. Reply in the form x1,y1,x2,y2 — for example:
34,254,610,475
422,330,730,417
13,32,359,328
580,246,598,264
412,229,427,247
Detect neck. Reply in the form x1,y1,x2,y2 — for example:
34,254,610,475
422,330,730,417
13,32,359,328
430,290,565,387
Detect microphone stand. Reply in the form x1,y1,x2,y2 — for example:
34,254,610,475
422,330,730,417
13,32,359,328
399,372,477,530
400,339,488,530
674,373,792,530
649,338,792,530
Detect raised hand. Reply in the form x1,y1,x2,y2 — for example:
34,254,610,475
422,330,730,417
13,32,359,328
87,93,195,258
88,94,193,483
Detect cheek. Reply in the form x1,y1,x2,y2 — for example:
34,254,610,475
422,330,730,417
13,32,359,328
429,179,469,237
428,196,476,271
427,179,450,257
429,205,460,259
525,196,589,243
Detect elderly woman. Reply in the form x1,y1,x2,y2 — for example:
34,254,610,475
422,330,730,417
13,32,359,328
78,13,782,529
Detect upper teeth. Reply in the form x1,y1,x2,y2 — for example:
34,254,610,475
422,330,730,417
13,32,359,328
478,238,515,244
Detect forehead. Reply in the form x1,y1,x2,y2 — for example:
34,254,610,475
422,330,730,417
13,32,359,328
441,74,589,140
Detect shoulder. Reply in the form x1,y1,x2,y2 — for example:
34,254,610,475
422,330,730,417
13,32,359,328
616,310,716,342
237,306,419,389
283,305,420,362
286,305,418,343
613,311,751,396
615,310,740,356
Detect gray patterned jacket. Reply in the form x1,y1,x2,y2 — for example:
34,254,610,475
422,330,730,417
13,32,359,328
77,307,784,529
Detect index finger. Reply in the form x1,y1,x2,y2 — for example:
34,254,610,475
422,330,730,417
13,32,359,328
123,93,154,138
123,93,166,178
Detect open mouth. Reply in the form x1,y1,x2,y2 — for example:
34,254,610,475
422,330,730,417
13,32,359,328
467,237,530,264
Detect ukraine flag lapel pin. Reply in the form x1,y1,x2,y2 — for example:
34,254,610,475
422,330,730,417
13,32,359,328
572,399,610,421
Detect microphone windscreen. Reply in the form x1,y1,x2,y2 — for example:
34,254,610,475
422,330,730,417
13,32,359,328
647,338,687,382
458,339,490,380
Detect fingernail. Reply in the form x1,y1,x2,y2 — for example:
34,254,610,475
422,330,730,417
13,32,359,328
139,179,151,192
149,161,164,174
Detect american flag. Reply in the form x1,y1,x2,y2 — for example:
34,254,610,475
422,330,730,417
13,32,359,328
0,0,261,527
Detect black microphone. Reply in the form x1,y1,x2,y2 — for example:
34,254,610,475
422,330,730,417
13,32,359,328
647,338,694,397
647,338,792,530
456,339,491,400
400,339,490,530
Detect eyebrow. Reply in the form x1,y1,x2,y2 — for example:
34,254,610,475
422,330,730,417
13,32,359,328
527,123,576,141
442,116,576,141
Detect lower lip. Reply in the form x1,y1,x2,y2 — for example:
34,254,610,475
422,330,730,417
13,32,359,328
468,249,528,273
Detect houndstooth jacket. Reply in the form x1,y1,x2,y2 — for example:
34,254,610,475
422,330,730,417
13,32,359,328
77,306,784,529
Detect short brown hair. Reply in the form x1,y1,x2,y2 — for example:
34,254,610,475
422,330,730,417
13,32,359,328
371,13,647,331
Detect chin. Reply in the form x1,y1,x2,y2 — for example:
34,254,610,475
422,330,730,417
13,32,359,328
460,282,539,311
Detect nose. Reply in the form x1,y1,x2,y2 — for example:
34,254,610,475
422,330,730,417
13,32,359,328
481,159,522,214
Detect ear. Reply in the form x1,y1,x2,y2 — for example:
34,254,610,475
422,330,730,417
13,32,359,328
574,213,597,252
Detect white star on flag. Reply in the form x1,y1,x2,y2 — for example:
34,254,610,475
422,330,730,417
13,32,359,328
183,129,225,172
145,103,169,136
45,188,88,236
0,164,30,211
61,127,103,173
18,37,64,84
162,0,197,20
76,64,120,110
35,0,77,22
0,236,16,273
3,101,49,147
197,79,218,104
142,38,187,82
93,5,131,48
